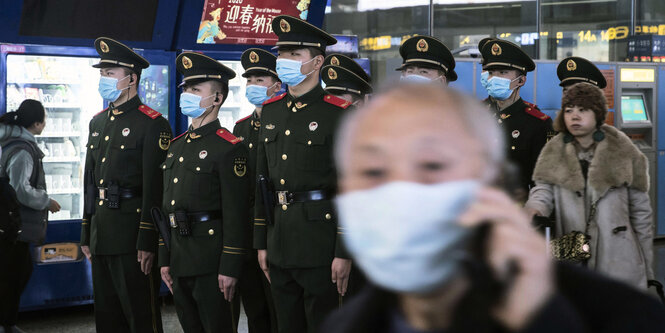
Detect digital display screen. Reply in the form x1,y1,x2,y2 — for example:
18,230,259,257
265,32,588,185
621,95,649,122
327,35,359,56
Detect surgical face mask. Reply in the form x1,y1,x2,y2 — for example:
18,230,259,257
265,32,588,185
245,83,276,106
179,93,215,118
480,71,489,90
98,75,130,101
276,58,316,87
486,75,521,101
400,74,443,84
336,180,481,294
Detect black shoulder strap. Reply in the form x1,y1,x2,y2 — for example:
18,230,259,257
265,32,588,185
2,139,40,187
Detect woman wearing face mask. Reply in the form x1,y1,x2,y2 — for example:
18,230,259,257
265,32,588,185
525,83,656,291
0,99,60,333
321,84,665,333
479,39,554,202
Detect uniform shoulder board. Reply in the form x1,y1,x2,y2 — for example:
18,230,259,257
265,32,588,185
94,108,108,117
262,92,287,105
171,131,187,142
524,103,550,121
216,129,241,144
323,94,351,109
235,114,252,124
138,104,162,119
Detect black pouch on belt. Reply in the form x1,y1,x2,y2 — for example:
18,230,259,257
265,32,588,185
107,182,120,209
174,211,191,237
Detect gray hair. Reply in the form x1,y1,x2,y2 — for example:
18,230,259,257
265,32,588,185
334,83,506,181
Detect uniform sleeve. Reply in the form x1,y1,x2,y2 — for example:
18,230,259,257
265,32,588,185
332,109,350,259
6,150,50,210
158,235,170,267
218,143,250,278
253,125,269,250
81,121,95,246
628,188,655,281
136,118,171,252
529,118,553,188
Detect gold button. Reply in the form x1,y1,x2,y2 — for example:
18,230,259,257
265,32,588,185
102,157,106,163
196,167,201,171
208,229,214,235
511,146,516,150
307,140,312,145
265,138,268,142
249,143,253,149
292,107,297,112
187,139,191,143
282,154,287,160
282,204,288,211
179,157,184,162
498,119,503,124
99,200,104,206
171,200,175,206
325,213,332,220
285,130,291,136
280,179,285,185
173,178,178,183
104,136,109,141
136,208,141,213
162,165,166,169
120,145,125,149
110,116,115,121
99,179,104,184
90,145,94,149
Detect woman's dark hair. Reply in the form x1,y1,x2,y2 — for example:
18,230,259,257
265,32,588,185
0,99,46,128
555,82,607,132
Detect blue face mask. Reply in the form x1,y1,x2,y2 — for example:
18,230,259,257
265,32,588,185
480,71,489,90
245,83,275,106
336,180,480,294
400,74,440,84
179,93,215,118
276,58,316,87
486,75,520,101
98,75,130,101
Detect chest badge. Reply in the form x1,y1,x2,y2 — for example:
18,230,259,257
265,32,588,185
512,130,521,139
199,150,208,159
266,124,275,130
309,121,318,132
92,132,99,137
122,128,130,136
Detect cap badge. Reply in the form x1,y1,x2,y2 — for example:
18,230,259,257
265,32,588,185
416,39,429,52
491,43,502,56
182,56,193,69
309,121,318,132
330,56,340,66
122,128,130,136
566,59,577,71
512,130,520,139
249,51,259,63
199,150,208,159
99,41,110,53
328,68,337,80
280,19,291,33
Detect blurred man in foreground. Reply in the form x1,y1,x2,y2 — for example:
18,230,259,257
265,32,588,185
321,83,665,333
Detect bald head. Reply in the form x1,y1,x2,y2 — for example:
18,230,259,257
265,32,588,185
335,83,505,193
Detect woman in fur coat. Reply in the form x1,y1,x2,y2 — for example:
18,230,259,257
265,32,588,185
525,82,654,289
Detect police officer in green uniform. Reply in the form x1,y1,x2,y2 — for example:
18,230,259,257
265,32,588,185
321,53,372,108
157,52,250,332
397,35,457,84
557,56,607,91
232,47,281,333
479,39,554,200
253,15,352,333
81,37,170,333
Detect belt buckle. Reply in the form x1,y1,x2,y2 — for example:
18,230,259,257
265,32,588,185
277,191,289,205
168,213,177,228
98,188,107,200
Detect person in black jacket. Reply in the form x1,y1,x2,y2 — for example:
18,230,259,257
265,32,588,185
323,83,665,333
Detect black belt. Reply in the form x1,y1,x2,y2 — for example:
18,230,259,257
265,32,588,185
96,187,141,200
275,190,331,205
168,210,222,228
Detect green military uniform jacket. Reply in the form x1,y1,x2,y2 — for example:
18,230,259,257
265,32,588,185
253,85,351,268
81,95,171,255
158,119,250,279
232,111,260,252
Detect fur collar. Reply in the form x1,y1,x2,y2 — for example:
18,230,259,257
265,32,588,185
532,124,649,194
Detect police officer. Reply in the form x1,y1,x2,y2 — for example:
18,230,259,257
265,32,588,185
81,37,170,333
479,39,554,200
321,53,372,108
157,52,250,332
557,56,607,91
397,35,457,84
232,47,281,333
253,15,352,333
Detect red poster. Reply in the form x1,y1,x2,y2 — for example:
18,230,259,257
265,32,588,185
197,0,311,45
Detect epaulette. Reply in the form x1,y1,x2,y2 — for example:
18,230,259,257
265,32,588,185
235,114,252,124
138,104,162,119
323,94,351,109
216,129,241,144
171,131,187,142
94,108,108,117
524,103,550,121
262,92,287,105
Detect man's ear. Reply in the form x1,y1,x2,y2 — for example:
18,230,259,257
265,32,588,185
313,54,325,71
213,92,223,106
